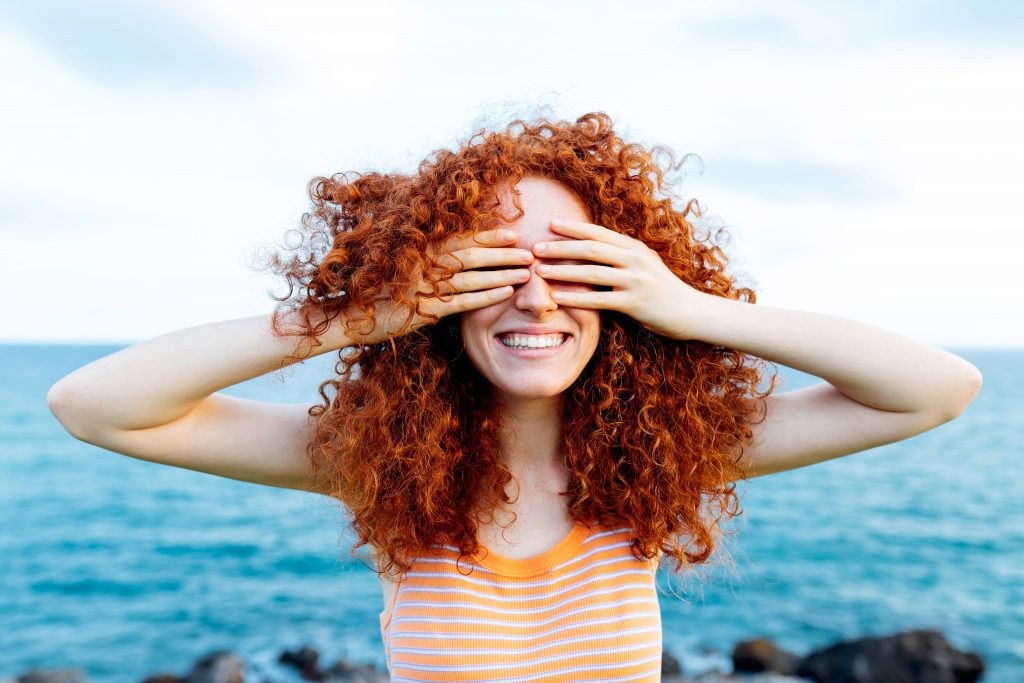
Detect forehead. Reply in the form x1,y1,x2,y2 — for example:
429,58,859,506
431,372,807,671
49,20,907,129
494,176,591,247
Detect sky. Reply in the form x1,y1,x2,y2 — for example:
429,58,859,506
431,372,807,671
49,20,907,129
0,0,1021,348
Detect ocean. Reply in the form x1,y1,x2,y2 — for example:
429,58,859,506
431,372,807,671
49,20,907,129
1,344,1020,681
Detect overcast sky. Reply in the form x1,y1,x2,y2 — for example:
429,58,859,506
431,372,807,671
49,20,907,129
1,0,1021,348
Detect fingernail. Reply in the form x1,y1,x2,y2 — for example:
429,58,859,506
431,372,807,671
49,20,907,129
534,243,547,253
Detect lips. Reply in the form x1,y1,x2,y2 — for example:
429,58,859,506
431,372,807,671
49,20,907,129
496,327,571,336
495,332,569,346
493,333,572,357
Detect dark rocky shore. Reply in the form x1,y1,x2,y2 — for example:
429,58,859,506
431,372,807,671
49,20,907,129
3,628,984,683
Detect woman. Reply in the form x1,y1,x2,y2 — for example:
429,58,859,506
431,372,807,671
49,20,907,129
48,112,982,682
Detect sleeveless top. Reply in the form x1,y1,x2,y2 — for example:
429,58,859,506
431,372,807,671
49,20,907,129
378,518,663,682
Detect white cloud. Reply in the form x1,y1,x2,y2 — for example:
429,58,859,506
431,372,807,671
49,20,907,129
1,0,1020,347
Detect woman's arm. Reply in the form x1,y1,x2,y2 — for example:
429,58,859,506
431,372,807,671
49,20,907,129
48,308,352,434
46,308,355,492
46,225,531,490
692,296,983,478
516,218,982,477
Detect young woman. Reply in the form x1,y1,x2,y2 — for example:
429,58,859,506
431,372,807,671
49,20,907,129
48,112,982,682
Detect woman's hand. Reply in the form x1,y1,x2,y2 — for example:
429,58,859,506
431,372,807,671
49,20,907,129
342,228,534,345
530,218,710,341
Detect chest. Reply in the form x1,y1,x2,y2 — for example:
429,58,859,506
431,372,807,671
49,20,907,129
376,502,664,682
376,491,573,607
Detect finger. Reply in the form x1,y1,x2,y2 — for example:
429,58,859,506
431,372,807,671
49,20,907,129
422,284,515,317
438,245,533,272
534,263,623,287
548,288,621,310
431,229,512,273
435,267,530,295
444,228,516,255
549,218,637,250
532,238,629,267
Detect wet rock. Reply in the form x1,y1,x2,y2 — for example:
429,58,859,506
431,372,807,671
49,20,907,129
182,652,244,683
662,649,684,677
795,628,985,683
689,674,810,682
278,646,323,681
733,637,801,674
140,676,182,683
15,671,87,683
320,658,389,683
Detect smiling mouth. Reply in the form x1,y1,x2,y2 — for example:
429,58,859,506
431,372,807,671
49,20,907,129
494,333,572,355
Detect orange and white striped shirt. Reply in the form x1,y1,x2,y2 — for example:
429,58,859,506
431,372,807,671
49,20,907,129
378,518,663,682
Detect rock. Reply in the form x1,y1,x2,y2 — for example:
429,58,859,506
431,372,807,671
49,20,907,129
321,658,389,683
795,628,985,683
662,649,684,676
733,637,801,674
689,673,810,682
15,671,87,683
278,646,323,681
182,652,245,683
140,676,182,683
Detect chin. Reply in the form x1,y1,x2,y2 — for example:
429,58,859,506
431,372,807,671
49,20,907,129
492,378,577,400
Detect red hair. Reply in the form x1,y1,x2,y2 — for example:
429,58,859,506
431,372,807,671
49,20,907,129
253,111,777,584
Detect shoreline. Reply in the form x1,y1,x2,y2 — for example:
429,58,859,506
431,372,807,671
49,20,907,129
3,627,984,683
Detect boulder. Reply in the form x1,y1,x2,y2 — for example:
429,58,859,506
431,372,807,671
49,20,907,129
278,646,323,681
662,649,684,677
689,673,811,682
321,658,389,683
182,652,244,683
733,637,801,674
15,671,87,683
795,628,985,683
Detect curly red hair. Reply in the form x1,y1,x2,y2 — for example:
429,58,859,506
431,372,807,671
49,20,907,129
253,111,777,585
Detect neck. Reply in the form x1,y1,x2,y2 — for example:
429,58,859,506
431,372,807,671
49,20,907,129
494,392,566,480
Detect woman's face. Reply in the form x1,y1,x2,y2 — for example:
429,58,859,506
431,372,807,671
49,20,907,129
460,176,602,401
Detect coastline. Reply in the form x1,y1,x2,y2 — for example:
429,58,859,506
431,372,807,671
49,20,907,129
3,627,984,683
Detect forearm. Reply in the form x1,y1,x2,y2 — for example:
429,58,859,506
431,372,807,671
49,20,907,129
692,294,983,419
48,307,353,434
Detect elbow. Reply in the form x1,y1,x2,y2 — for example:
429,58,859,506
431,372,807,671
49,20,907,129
47,381,68,423
936,363,983,423
47,381,89,440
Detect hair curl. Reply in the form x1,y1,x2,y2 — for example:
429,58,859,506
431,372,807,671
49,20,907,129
252,111,778,586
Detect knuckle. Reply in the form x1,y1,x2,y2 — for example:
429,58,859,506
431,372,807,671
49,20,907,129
461,247,483,264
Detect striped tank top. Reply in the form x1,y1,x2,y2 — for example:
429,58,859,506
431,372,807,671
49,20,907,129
378,518,663,682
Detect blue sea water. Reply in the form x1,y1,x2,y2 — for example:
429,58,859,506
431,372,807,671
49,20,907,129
1,344,1020,682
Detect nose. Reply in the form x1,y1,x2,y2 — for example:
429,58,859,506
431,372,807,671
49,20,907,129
512,262,559,316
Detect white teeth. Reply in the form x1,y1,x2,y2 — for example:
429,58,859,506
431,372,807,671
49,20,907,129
498,333,566,349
